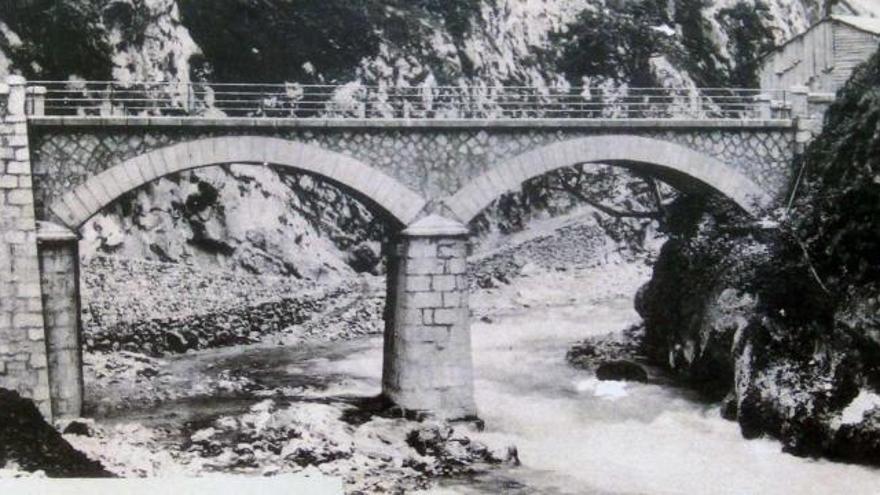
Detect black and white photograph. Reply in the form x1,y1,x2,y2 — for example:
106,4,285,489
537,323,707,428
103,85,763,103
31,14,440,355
0,0,879,493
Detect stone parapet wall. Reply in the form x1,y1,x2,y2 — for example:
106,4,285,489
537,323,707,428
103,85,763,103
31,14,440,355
0,77,51,417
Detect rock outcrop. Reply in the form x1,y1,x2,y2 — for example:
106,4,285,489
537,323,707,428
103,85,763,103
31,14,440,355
631,180,880,462
0,389,112,477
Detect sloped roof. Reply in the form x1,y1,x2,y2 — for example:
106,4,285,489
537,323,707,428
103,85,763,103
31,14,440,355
831,15,880,35
836,0,880,18
760,15,880,61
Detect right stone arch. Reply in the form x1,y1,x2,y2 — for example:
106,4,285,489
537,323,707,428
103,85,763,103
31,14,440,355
444,135,774,223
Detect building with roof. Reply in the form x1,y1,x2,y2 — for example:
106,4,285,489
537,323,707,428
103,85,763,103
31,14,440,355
830,0,880,18
759,14,880,93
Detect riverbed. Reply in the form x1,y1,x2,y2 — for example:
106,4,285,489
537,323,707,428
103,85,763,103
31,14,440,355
76,264,880,493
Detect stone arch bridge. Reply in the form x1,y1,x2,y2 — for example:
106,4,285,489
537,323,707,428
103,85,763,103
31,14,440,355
0,77,825,420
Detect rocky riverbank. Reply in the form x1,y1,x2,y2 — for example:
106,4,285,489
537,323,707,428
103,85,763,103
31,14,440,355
569,51,880,465
62,396,518,492
569,196,880,465
81,256,385,356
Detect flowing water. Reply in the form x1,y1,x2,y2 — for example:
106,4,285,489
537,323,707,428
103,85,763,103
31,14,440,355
95,285,880,493
316,294,880,494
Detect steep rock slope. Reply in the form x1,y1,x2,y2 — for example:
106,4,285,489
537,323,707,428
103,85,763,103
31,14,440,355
79,165,385,279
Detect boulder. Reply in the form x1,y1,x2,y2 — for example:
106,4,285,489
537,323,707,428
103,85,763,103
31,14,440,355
347,242,381,274
62,420,95,437
596,360,648,382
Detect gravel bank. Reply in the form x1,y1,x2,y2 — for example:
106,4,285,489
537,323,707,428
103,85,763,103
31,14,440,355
81,256,384,356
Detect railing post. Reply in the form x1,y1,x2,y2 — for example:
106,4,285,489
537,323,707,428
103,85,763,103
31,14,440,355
807,92,835,120
693,88,703,118
25,86,46,116
362,86,370,118
186,83,194,115
789,85,809,119
756,93,773,119
100,84,112,116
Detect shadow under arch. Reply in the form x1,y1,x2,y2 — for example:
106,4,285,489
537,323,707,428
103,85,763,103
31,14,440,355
48,136,427,230
443,135,774,224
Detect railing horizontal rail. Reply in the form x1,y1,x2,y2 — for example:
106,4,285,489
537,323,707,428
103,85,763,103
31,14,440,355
25,81,791,120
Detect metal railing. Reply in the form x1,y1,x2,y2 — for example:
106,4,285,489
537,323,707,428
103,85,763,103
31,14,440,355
26,81,790,120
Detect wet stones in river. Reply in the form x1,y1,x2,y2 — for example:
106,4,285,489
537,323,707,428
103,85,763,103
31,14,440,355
404,423,518,476
61,419,96,437
596,360,649,383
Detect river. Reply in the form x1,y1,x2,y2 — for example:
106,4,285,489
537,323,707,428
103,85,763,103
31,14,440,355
84,267,880,494
311,295,880,494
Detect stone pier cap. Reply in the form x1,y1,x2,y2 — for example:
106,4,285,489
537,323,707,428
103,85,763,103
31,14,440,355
36,221,78,243
402,214,469,237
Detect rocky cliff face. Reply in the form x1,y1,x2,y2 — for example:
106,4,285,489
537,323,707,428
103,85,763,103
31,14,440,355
636,195,880,463
0,0,821,274
634,48,880,462
79,165,385,279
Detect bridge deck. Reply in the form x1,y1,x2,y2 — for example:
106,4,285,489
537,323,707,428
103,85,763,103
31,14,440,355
27,116,795,129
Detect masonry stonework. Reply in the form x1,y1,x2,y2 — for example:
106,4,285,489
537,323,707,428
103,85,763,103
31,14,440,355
0,76,51,417
28,123,798,223
382,215,476,419
0,78,817,420
37,222,84,418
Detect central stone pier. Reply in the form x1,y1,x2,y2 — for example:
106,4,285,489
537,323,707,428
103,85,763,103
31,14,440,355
382,215,477,419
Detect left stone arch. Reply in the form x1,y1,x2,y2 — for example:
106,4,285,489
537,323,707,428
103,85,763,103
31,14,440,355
48,136,427,230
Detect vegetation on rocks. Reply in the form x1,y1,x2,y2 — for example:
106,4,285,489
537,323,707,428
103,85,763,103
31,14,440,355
585,48,880,464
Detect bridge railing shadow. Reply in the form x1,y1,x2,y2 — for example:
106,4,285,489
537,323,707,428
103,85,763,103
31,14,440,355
28,81,790,120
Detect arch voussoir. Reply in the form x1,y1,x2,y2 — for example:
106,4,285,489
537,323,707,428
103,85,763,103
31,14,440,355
49,136,427,229
444,135,773,224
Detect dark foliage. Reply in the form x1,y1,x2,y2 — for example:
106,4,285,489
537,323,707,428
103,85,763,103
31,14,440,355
177,0,486,85
792,47,880,291
178,0,382,83
715,1,776,87
554,0,670,85
0,0,113,79
404,0,483,77
673,0,727,87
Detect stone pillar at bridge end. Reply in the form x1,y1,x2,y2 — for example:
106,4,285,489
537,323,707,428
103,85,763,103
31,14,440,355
0,76,52,418
382,214,477,420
